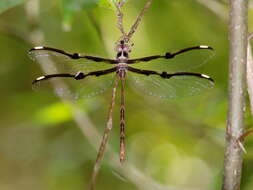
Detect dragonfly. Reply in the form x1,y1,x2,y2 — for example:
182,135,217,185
29,0,214,189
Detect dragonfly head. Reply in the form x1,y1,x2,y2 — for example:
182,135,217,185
115,39,133,60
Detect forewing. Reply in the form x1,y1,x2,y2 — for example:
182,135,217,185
28,47,114,73
29,48,116,99
132,47,214,72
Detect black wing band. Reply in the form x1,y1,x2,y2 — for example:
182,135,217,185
127,45,213,64
128,66,214,82
29,46,117,64
32,67,117,84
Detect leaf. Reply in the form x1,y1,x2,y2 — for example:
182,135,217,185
0,0,26,14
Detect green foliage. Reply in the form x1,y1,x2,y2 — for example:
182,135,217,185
0,0,26,13
61,0,99,30
98,0,124,9
34,102,72,126
61,0,125,30
1,0,252,190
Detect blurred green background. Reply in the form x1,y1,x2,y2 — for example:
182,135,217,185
1,0,253,190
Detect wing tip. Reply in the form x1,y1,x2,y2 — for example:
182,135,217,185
32,76,46,85
199,45,214,51
201,74,215,83
29,46,46,52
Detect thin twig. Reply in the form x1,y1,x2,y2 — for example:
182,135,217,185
117,0,126,8
127,0,153,40
222,1,248,190
114,1,126,37
239,128,253,142
90,76,119,190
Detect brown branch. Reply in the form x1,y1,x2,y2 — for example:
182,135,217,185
90,76,119,190
114,1,126,37
222,1,248,190
127,0,153,40
239,128,253,142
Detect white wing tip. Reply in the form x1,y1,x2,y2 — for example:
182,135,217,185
34,46,44,50
199,45,209,49
201,74,210,79
36,76,46,80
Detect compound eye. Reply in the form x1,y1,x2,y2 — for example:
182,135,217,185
117,52,121,58
123,51,128,58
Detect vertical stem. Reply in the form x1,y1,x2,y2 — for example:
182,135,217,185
222,0,248,190
90,76,119,190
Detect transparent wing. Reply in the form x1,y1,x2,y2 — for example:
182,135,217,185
131,46,214,72
28,47,115,73
128,71,214,99
29,47,116,99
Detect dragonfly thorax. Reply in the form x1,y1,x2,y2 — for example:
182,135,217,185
117,62,128,68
